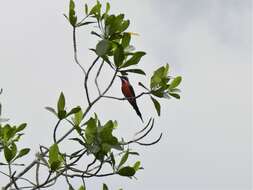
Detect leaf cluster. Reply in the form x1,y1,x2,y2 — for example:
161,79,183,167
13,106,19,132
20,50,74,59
0,123,30,164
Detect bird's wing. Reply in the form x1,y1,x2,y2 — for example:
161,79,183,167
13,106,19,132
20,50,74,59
129,84,136,98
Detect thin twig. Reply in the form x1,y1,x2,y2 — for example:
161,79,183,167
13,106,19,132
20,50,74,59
53,120,61,144
95,60,105,95
4,69,118,189
35,162,40,189
84,56,100,105
102,92,151,101
73,27,87,76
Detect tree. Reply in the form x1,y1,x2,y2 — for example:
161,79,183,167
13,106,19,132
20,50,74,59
0,1,182,189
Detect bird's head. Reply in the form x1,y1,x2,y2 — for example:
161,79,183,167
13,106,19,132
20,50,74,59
118,75,129,84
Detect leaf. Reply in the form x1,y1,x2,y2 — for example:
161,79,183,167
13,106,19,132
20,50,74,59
133,161,141,171
49,144,62,171
85,3,88,15
117,166,136,177
91,31,102,38
121,33,131,48
169,93,180,99
4,146,13,163
103,184,109,190
45,107,57,116
13,148,30,161
77,21,95,27
150,64,170,89
67,106,81,117
99,121,118,145
73,108,83,126
114,45,124,67
118,150,129,169
151,97,161,116
16,123,27,133
121,51,146,68
169,76,182,89
69,0,77,26
105,2,110,15
85,118,97,144
58,110,67,120
120,69,146,75
57,92,65,112
78,185,86,190
96,40,112,56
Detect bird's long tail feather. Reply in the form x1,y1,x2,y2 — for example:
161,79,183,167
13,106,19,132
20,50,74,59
131,102,143,122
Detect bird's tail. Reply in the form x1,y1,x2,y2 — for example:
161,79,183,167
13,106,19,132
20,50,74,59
131,103,143,122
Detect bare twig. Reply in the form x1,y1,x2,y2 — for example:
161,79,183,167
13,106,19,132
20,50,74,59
73,27,86,76
53,120,62,144
102,92,151,101
84,56,100,105
95,60,105,95
35,162,41,189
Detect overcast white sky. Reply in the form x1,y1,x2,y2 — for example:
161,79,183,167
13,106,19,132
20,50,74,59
0,0,252,190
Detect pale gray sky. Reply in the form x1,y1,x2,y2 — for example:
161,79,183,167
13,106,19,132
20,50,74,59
0,0,252,190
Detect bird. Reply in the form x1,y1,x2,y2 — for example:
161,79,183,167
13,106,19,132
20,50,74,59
119,76,143,122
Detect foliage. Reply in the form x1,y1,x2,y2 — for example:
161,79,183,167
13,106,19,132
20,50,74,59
0,1,182,189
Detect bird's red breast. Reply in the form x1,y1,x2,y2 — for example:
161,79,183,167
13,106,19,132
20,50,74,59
121,82,133,98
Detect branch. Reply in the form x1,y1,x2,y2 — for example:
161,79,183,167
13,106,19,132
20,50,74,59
73,27,86,76
84,56,100,105
53,120,61,144
102,91,151,101
4,69,118,189
95,60,105,95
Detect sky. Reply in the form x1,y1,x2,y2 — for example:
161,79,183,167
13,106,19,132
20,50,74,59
0,0,252,190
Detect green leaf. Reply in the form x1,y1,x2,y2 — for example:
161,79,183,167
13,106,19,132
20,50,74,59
169,93,180,99
117,166,136,177
77,21,95,27
57,92,65,112
114,45,124,67
67,106,81,117
151,97,161,116
151,89,164,98
133,161,141,171
121,33,131,48
85,3,88,15
49,144,62,171
69,0,77,26
85,118,97,144
16,123,27,133
103,184,109,190
120,69,146,76
120,20,130,32
78,185,86,190
150,64,170,89
58,110,67,120
169,76,182,89
13,148,30,161
96,40,112,56
4,146,13,163
105,2,110,15
73,108,83,126
99,121,118,145
45,107,57,117
118,150,129,169
121,51,146,68
89,1,101,17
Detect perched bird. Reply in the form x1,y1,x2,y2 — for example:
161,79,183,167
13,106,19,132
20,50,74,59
119,76,143,122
